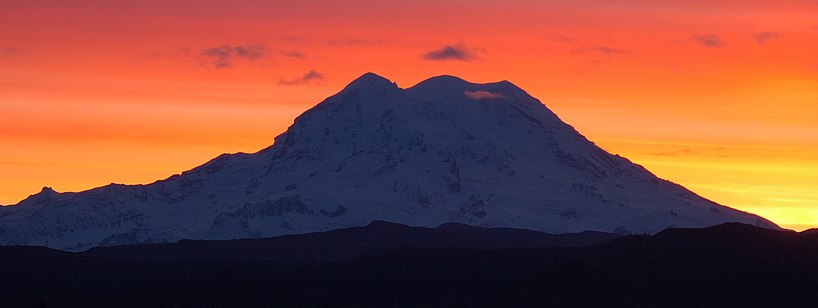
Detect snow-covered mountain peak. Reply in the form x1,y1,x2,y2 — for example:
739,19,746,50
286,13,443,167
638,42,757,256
0,73,780,251
18,186,60,205
39,186,57,195
408,75,510,101
339,72,401,95
409,74,473,89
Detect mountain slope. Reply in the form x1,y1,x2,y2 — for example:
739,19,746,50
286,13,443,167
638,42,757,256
0,73,778,250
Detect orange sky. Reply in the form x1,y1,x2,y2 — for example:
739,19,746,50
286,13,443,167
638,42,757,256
1,0,817,230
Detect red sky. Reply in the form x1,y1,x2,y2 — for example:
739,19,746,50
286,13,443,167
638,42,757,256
1,0,817,230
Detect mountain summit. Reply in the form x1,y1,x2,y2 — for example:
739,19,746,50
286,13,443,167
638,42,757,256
0,73,778,250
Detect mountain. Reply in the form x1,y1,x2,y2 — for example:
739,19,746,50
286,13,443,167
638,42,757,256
0,73,778,251
80,220,621,262
2,223,817,307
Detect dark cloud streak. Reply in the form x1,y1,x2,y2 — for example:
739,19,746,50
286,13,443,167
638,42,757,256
650,149,696,157
422,44,477,61
751,32,781,43
1,47,26,56
279,50,307,59
692,34,725,47
572,45,628,55
200,44,267,69
278,70,325,86
326,38,382,46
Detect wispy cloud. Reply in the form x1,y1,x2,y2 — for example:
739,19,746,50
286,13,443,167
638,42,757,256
1,47,26,57
279,50,307,59
595,45,627,55
692,34,725,48
751,32,781,44
326,38,382,46
650,149,696,157
422,44,477,61
278,70,325,86
200,44,267,69
464,90,504,100
571,45,628,55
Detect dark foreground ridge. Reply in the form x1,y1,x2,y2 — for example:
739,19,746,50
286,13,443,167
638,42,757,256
2,222,818,307
81,220,620,262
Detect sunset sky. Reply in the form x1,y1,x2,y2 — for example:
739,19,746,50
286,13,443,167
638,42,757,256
1,0,816,230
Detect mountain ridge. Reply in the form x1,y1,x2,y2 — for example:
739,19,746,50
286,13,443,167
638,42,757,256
80,220,621,262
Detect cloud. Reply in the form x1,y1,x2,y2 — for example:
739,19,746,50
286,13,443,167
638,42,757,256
554,35,577,43
571,45,628,55
422,44,477,61
751,32,781,43
326,38,383,46
280,50,306,59
594,45,627,55
233,45,265,59
281,35,305,43
1,47,26,57
692,34,725,47
650,149,696,157
464,90,504,100
200,44,267,69
278,70,325,86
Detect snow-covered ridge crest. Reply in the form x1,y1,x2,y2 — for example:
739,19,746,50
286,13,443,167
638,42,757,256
0,72,780,251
